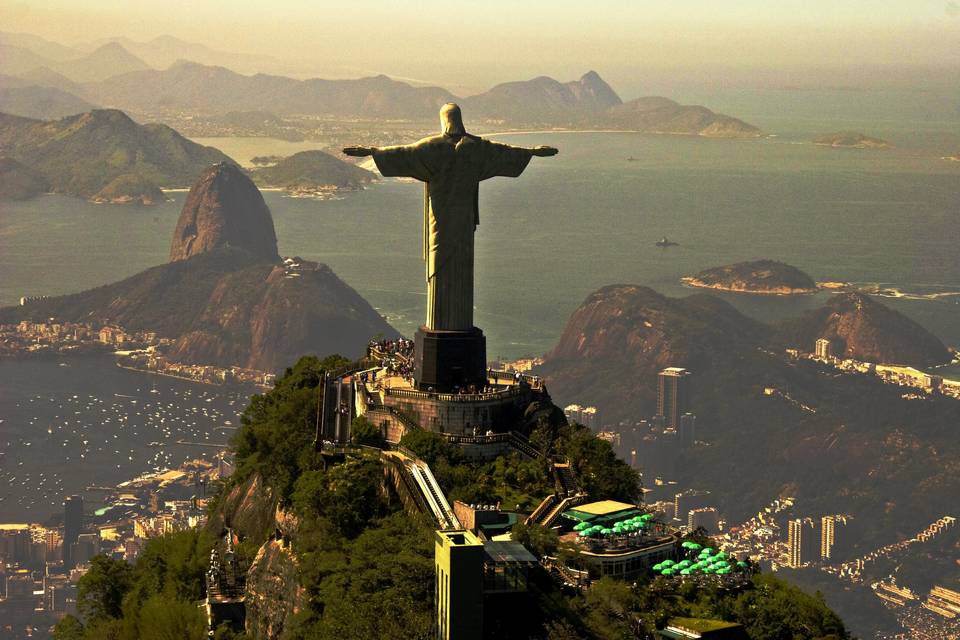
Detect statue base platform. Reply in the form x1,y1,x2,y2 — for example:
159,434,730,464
414,326,486,392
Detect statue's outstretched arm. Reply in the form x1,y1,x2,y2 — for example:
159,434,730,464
527,145,558,157
343,146,376,157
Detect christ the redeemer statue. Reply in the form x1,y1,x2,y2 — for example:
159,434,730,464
344,103,557,332
344,103,556,390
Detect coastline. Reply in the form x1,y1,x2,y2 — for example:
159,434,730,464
680,276,818,296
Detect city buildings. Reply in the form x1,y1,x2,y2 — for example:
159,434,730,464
563,404,601,431
674,490,713,526
787,518,821,568
815,338,832,360
657,367,691,429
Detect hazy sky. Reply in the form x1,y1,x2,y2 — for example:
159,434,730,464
3,0,959,94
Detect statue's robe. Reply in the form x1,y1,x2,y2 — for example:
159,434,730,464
373,134,533,331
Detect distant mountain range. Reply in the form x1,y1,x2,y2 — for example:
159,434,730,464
0,41,151,83
0,109,231,202
1,31,760,136
0,84,97,119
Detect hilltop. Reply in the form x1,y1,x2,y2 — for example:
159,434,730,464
778,292,952,366
0,109,231,202
51,353,848,640
682,260,818,295
170,162,279,262
604,96,761,138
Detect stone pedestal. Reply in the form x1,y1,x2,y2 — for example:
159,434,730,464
414,326,486,392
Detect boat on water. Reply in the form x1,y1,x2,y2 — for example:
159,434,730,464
655,237,679,247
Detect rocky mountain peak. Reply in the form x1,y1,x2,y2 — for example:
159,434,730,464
169,162,279,263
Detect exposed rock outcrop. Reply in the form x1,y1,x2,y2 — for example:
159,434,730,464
244,540,305,640
208,473,277,543
170,162,278,262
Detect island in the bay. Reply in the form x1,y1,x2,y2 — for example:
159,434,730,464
813,131,891,149
681,259,818,295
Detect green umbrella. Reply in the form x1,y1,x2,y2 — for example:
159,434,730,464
652,563,664,571
574,522,589,531
662,568,675,575
661,560,675,567
736,561,748,568
687,543,702,551
601,528,612,536
680,568,693,575
714,551,728,559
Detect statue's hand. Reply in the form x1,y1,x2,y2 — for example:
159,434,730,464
531,145,558,157
343,146,375,157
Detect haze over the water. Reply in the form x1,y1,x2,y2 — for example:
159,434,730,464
3,0,959,95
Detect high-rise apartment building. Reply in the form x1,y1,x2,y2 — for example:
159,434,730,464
63,496,83,568
688,507,719,534
821,515,852,561
657,367,691,429
679,413,697,448
787,518,821,568
815,338,832,360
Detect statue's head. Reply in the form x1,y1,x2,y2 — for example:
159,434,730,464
440,103,466,136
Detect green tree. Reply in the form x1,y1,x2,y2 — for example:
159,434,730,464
130,594,208,640
399,430,463,466
350,415,381,446
292,456,385,537
560,424,640,502
52,615,85,640
511,522,559,558
77,555,133,623
232,355,353,501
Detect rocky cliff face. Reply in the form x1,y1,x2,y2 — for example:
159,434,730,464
244,540,305,640
170,162,279,262
779,293,951,366
207,473,304,640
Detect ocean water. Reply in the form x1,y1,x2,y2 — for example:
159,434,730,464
0,355,244,521
2,126,959,359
